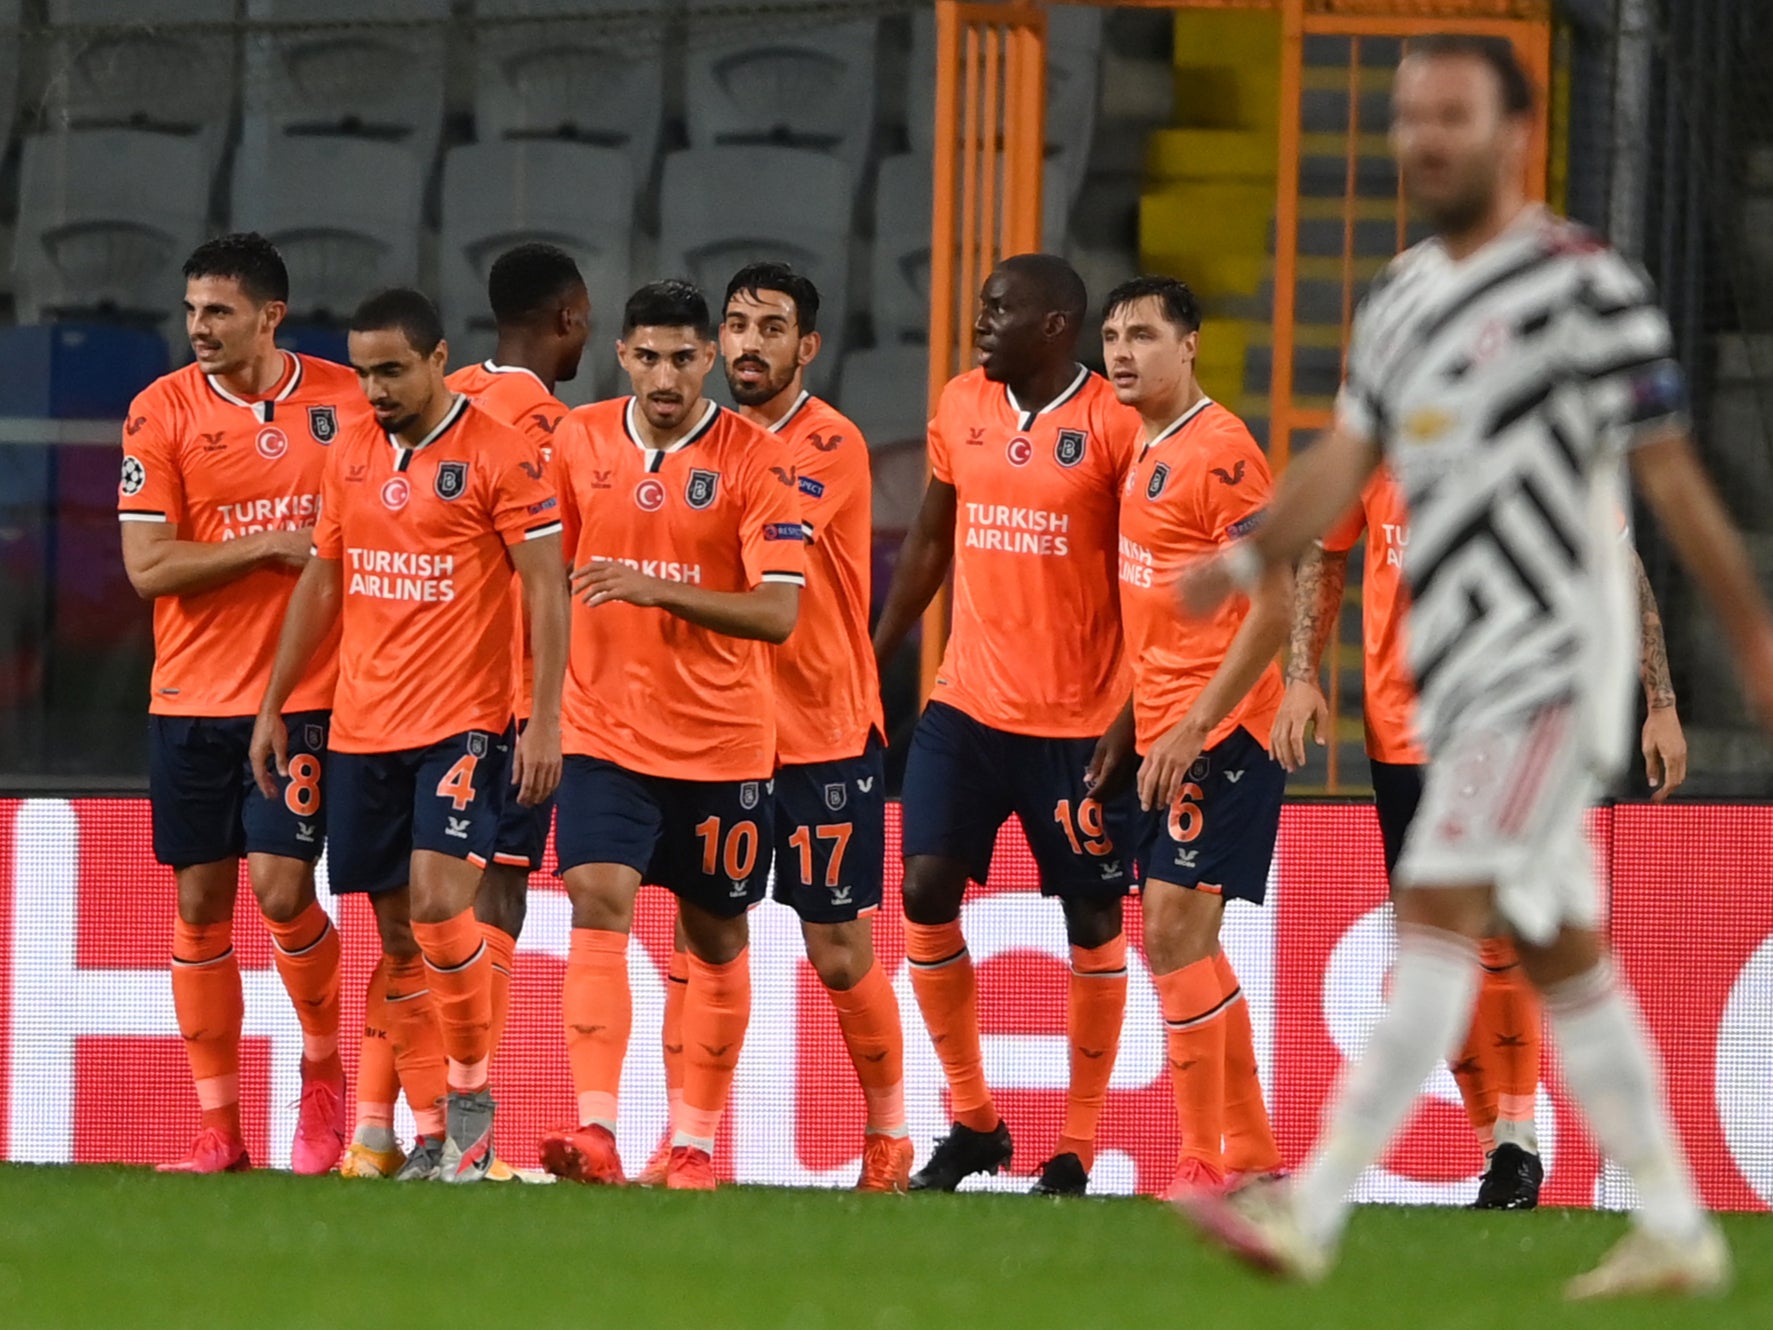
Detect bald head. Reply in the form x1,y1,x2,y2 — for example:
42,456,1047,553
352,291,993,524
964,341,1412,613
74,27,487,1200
974,253,1088,385
998,253,1088,327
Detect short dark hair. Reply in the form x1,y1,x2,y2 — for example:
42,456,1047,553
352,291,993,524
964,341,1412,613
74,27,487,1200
488,242,586,327
1102,275,1202,335
723,261,820,336
349,287,446,356
998,252,1088,325
1402,34,1535,117
183,232,289,306
622,279,711,339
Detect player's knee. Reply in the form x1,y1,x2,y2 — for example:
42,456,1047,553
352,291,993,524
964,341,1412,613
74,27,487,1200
371,898,417,958
900,858,966,925
1141,883,1220,972
251,874,313,925
474,865,528,939
681,908,748,966
1394,883,1492,941
1061,898,1124,950
175,861,239,926
803,921,875,991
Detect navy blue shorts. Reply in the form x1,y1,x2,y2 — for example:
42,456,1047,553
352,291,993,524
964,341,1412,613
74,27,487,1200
327,728,512,895
555,755,773,920
901,701,1134,898
1133,726,1284,904
148,710,330,868
490,721,555,871
1370,757,1425,883
771,736,887,924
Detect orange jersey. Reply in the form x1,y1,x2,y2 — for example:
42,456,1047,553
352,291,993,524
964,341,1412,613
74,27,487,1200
1323,469,1423,764
313,395,561,753
1118,400,1284,752
118,353,366,717
767,392,884,765
555,398,807,781
928,367,1139,738
445,361,569,722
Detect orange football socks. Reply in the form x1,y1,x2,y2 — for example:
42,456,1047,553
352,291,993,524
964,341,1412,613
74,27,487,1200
383,954,447,1138
355,957,400,1134
905,919,999,1133
1214,950,1282,1175
262,901,341,1078
1056,936,1128,1169
171,918,243,1137
663,948,689,1128
480,922,517,1064
1156,956,1230,1178
827,961,907,1137
564,928,630,1130
676,951,751,1152
412,910,492,1094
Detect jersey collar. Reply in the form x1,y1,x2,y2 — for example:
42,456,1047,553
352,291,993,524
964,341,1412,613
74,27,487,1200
388,393,469,471
1139,396,1216,459
766,390,812,436
1004,364,1090,432
205,350,303,423
624,397,720,471
481,359,547,389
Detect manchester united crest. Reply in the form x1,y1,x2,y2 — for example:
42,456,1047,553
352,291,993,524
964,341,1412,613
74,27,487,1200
435,460,468,501
686,469,720,510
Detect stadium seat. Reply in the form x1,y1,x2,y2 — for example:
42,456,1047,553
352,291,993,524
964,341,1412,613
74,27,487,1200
0,0,20,161
657,147,853,384
683,5,878,181
245,0,448,166
473,0,665,185
440,140,635,402
14,129,209,340
230,136,423,324
40,1,235,169
835,345,929,453
871,153,932,345
908,6,1100,247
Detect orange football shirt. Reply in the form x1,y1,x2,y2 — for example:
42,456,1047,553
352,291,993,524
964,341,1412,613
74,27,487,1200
312,395,561,753
445,360,569,723
1118,399,1284,752
928,366,1140,738
767,391,884,765
1322,469,1424,764
118,352,365,717
554,397,806,781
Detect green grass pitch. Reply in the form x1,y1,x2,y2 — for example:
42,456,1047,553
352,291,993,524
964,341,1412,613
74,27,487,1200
1,1166,1768,1328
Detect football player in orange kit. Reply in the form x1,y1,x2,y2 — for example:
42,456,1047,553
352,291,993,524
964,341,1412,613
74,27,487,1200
872,254,1143,1196
339,245,589,1179
1273,470,1688,1209
1102,276,1290,1199
540,281,804,1192
120,233,369,1175
252,288,567,1184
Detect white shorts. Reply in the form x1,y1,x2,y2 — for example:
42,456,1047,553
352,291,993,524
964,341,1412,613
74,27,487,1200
1395,701,1602,945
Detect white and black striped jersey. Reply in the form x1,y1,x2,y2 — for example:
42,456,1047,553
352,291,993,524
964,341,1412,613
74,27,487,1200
1334,206,1686,769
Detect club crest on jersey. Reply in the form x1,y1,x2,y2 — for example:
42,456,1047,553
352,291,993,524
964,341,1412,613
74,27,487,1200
739,781,760,810
119,455,146,496
256,426,288,460
824,782,848,812
634,477,666,511
303,723,325,750
1006,436,1034,466
308,405,338,444
381,476,411,510
1054,428,1087,467
686,469,720,510
435,460,469,501
467,732,488,759
1146,462,1171,500
1190,756,1210,781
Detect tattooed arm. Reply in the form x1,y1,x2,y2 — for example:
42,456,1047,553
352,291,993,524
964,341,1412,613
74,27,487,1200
1271,543,1350,771
1634,548,1688,799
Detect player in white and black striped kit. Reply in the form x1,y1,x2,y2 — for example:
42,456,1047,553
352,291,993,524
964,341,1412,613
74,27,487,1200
1175,36,1773,1297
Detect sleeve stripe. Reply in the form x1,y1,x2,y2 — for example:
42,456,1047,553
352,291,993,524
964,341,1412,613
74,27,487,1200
118,511,170,523
760,571,807,586
522,521,564,541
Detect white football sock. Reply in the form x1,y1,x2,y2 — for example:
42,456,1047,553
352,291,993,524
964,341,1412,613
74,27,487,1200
1295,927,1480,1248
1543,960,1706,1241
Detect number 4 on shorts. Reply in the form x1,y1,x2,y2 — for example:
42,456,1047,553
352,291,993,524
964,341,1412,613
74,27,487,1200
436,754,479,811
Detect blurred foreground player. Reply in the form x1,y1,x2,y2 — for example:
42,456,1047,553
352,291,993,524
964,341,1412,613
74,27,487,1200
541,282,803,1191
1176,38,1773,1297
1273,468,1688,1209
1101,276,1289,1198
120,233,368,1174
252,289,567,1183
872,255,1142,1195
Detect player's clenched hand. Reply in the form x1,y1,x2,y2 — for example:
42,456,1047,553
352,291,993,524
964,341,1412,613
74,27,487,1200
261,527,314,570
572,559,668,609
249,710,289,801
1138,717,1208,813
513,716,562,807
1271,679,1330,773
1641,705,1687,802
